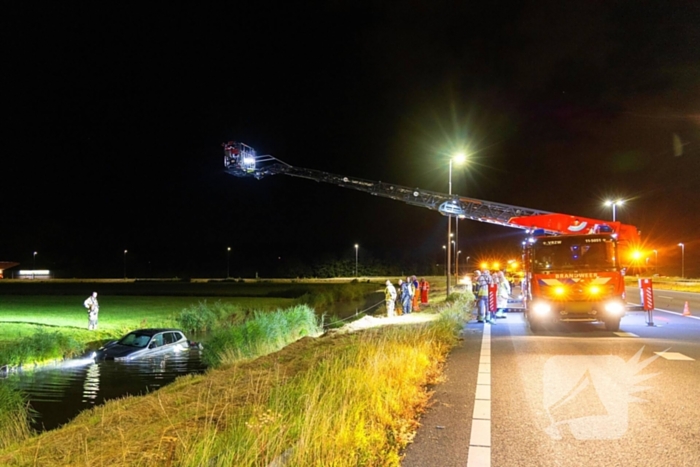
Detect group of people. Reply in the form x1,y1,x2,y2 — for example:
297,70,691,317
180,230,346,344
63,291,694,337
473,269,511,324
384,277,430,317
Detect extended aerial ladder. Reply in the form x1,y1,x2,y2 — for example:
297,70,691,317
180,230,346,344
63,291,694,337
223,141,640,244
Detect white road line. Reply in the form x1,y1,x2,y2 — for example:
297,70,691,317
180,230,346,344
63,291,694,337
613,332,639,337
655,308,700,321
467,325,491,467
654,351,696,361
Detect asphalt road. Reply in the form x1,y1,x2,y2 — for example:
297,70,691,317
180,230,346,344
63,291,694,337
401,289,700,466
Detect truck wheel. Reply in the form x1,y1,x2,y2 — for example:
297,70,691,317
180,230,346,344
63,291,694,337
604,318,620,332
528,315,543,332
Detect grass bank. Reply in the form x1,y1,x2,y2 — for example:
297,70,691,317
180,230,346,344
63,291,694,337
624,275,700,292
0,296,295,368
0,301,470,466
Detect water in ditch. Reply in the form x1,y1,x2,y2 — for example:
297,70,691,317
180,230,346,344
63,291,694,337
1,349,206,432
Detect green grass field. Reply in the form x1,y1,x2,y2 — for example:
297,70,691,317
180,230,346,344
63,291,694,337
0,296,295,332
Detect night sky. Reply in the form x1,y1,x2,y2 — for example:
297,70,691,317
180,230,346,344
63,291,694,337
3,2,700,278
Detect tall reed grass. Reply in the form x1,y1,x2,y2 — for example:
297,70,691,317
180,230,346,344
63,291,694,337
180,306,467,466
0,329,83,367
202,304,322,367
0,384,34,450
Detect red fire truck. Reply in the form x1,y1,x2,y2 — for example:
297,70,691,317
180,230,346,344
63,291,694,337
510,214,640,331
224,142,642,332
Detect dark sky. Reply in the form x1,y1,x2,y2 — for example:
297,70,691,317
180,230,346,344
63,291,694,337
2,2,700,277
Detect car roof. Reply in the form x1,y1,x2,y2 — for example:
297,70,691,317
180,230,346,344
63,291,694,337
125,328,184,337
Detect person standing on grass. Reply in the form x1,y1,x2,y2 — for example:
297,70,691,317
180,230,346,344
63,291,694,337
84,291,99,330
411,275,420,312
419,278,430,304
396,279,404,315
385,279,397,317
400,278,412,315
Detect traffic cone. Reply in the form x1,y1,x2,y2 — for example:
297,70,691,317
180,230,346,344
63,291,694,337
683,301,691,316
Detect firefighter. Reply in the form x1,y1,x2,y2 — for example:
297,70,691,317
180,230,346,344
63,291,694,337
419,278,430,304
475,270,494,324
83,291,99,330
495,271,511,318
384,279,397,317
411,275,420,312
400,278,412,315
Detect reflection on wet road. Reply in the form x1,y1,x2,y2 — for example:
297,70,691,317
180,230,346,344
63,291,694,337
1,350,206,431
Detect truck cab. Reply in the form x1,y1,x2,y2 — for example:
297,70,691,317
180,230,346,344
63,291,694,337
522,233,626,331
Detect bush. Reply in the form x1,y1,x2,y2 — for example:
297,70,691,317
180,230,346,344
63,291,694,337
0,329,83,367
202,304,321,367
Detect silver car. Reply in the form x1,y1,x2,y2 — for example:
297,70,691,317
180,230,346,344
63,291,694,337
94,329,192,361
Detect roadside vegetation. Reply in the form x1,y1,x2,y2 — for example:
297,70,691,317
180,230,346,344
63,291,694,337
624,275,700,292
0,384,33,451
0,296,471,466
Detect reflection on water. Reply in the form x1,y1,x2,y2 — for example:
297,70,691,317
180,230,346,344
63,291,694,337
1,350,206,432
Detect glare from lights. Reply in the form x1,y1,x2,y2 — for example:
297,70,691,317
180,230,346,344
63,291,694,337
18,270,50,275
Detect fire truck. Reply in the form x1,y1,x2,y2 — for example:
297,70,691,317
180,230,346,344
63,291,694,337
224,142,641,332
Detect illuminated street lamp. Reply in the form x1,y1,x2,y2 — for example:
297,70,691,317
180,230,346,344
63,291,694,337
123,250,128,279
447,152,467,298
604,199,625,222
227,247,231,278
33,251,37,270
678,243,685,278
354,244,359,277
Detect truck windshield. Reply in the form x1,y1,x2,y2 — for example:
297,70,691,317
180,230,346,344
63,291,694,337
531,237,617,273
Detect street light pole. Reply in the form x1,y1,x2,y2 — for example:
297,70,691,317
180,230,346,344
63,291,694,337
678,243,685,278
123,250,128,279
455,217,459,278
653,249,658,273
33,251,37,270
354,244,359,277
447,158,453,298
227,247,231,278
442,245,447,276
446,152,466,298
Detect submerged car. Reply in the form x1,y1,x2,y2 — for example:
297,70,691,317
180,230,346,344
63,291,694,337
93,328,197,361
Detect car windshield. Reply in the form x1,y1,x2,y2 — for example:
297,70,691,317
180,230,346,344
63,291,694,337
532,236,617,273
118,332,153,348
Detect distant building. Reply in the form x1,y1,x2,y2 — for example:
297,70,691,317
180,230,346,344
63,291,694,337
17,270,52,279
0,262,19,279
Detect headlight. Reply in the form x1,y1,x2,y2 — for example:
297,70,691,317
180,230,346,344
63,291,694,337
554,286,566,296
604,301,625,315
589,286,601,295
532,302,551,316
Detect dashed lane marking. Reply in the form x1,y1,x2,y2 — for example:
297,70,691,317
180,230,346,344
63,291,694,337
654,351,695,361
